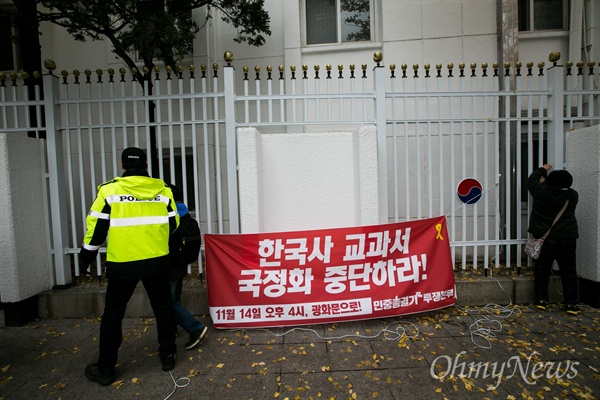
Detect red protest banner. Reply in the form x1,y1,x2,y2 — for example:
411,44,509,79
204,216,455,328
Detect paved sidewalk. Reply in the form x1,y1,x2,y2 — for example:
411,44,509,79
1,304,599,400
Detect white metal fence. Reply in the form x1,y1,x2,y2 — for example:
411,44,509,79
0,55,598,286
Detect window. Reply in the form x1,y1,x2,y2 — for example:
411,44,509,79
0,14,18,71
518,0,569,32
306,0,371,46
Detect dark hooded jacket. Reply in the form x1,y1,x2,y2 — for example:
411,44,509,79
527,167,578,240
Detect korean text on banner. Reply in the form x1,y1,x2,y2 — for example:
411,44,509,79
204,216,455,328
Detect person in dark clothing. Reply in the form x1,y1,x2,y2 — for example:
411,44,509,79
79,147,179,386
168,185,207,350
527,164,580,315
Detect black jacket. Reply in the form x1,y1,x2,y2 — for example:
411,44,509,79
527,167,578,240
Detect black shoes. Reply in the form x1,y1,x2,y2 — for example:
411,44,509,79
565,304,581,315
535,300,548,311
85,363,115,386
184,326,208,350
161,353,176,371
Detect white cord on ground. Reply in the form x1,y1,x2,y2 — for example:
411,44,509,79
455,279,522,349
163,370,191,400
231,321,420,343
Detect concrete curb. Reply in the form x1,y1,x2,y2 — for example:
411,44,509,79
36,273,568,319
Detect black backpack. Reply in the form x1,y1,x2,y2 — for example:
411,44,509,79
178,213,202,265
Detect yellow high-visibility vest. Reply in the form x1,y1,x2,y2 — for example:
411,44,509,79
82,175,179,263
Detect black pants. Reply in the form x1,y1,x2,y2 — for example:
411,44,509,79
534,238,578,305
97,271,177,370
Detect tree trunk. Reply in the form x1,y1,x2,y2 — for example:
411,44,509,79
14,0,44,138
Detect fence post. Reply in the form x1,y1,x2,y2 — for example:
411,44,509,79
547,65,565,169
223,65,240,233
43,73,72,287
373,64,389,224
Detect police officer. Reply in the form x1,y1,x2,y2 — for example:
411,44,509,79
79,147,178,385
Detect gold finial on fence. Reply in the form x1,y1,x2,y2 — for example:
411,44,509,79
588,61,596,67
0,72,5,80
302,64,308,71
458,62,465,70
165,66,172,73
361,64,367,71
436,63,442,70
537,62,545,68
44,59,56,74
224,51,234,66
96,69,103,76
243,66,249,73
21,72,29,79
131,67,138,75
10,72,17,80
212,63,219,71
480,63,488,77
412,64,419,70
447,63,454,69
492,62,499,69
516,61,522,68
189,65,195,72
108,68,114,75
314,64,320,71
201,64,207,72
290,65,296,72
424,64,430,70
338,64,343,71
279,65,284,72
400,64,407,71
548,51,560,65
267,65,273,72
254,65,260,72
373,51,383,66
470,63,477,77
326,64,331,71
84,69,92,76
527,62,534,68
73,69,80,77
389,64,395,71
154,66,160,73
177,65,183,73
503,62,510,69
576,61,584,68
119,67,126,75
60,70,68,77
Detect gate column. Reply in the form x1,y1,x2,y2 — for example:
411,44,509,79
43,73,72,287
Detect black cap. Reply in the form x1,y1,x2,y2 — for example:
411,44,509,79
121,147,147,169
546,170,573,189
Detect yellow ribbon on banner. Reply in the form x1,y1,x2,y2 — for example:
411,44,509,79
435,223,444,240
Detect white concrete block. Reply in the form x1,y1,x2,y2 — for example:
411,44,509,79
567,125,600,282
237,127,379,233
0,133,52,302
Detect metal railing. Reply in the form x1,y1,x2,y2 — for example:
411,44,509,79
0,55,598,286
